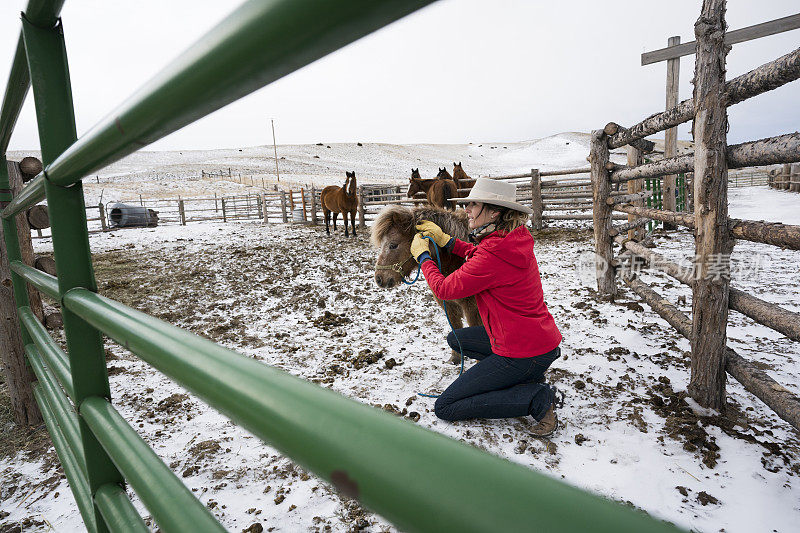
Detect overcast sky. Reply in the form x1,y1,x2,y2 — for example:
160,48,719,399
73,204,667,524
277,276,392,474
1,0,797,151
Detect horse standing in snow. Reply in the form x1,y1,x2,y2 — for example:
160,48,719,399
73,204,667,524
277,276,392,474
452,162,471,198
321,171,358,237
371,205,481,364
408,168,457,211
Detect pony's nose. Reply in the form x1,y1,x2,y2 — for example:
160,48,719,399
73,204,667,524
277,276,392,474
375,273,386,287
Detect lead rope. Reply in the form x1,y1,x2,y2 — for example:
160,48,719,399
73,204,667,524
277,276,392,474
406,235,465,398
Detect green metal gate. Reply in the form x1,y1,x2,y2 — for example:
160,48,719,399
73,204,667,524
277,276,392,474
0,1,684,532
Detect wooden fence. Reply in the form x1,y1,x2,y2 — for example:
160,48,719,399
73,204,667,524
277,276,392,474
590,1,800,430
357,167,634,230
767,163,800,192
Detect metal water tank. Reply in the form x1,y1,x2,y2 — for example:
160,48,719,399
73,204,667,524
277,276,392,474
108,203,159,228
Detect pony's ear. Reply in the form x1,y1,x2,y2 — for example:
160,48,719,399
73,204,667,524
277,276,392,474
458,162,462,166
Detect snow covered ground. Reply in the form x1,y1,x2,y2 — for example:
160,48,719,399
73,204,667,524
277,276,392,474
1,138,798,532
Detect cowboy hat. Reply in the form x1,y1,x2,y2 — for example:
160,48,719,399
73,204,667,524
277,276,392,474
449,177,533,214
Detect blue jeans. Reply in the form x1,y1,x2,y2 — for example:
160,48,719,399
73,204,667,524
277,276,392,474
434,326,560,422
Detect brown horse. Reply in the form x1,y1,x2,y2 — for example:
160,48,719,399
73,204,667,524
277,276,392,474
408,168,457,210
371,205,482,364
321,171,358,237
452,162,471,198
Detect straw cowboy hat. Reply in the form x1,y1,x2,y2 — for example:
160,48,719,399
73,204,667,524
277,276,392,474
449,177,533,214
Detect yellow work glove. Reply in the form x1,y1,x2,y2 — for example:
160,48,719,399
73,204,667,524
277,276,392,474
410,233,432,263
415,220,451,247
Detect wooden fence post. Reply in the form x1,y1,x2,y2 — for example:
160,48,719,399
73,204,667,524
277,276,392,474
530,169,542,230
98,202,107,231
262,194,269,223
590,130,616,298
288,190,295,211
0,159,42,425
663,35,680,228
222,198,227,223
256,194,263,220
689,0,733,411
280,191,288,223
214,192,218,213
310,187,318,225
358,185,366,229
301,187,308,223
178,199,186,226
626,146,645,240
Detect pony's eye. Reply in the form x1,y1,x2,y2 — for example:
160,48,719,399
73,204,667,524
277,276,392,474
389,243,398,250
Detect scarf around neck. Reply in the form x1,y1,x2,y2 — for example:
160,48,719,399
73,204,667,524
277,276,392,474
469,222,496,243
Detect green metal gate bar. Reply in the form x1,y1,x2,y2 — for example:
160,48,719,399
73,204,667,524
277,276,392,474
0,1,687,532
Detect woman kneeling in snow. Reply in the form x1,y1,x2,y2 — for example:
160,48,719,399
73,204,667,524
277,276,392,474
411,178,563,437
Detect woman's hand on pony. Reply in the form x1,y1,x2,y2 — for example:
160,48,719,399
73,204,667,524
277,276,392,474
415,220,451,247
410,233,432,263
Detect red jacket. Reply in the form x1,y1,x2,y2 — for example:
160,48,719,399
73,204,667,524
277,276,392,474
421,226,562,358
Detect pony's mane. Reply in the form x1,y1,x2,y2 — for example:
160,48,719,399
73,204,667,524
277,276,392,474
370,205,468,248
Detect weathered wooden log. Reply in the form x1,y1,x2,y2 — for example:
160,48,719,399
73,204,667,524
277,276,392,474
726,132,800,169
544,214,628,221
728,217,800,250
616,235,800,342
545,205,593,212
609,46,800,149
19,156,42,180
0,162,42,425
605,190,652,205
690,0,732,410
603,122,620,136
541,180,592,188
609,217,650,237
33,255,57,277
42,302,63,330
626,145,645,241
724,350,800,432
539,167,592,177
604,123,655,152
542,191,593,200
621,273,800,430
8,163,43,322
612,203,800,250
611,133,800,183
591,129,616,296
26,204,49,230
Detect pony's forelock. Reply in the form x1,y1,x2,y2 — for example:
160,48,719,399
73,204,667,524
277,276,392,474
370,205,469,247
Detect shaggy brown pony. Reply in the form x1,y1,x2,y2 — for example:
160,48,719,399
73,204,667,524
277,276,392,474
407,167,456,210
321,171,358,237
452,162,471,198
371,205,482,364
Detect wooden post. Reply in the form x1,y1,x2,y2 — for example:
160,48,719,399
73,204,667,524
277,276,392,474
280,191,288,223
791,163,800,193
256,194,263,219
98,202,107,231
139,194,143,206
0,160,42,425
178,199,186,226
663,35,680,227
288,190,295,211
358,185,366,229
310,187,318,225
689,0,733,411
590,130,616,298
301,187,308,223
214,192,219,213
262,194,269,223
530,169,542,230
222,198,227,222
626,146,645,240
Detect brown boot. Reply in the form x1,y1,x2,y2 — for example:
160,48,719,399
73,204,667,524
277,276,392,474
530,405,558,438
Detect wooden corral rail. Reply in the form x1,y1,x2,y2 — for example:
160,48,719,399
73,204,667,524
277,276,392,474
591,0,800,428
357,166,631,230
768,163,800,192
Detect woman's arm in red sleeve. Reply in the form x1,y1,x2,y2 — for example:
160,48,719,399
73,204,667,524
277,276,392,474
420,249,502,300
449,238,474,258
